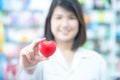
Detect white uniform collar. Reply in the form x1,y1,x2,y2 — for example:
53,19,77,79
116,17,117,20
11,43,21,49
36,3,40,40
51,47,90,71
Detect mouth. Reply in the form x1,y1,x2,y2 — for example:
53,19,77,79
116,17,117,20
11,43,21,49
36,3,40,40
60,30,70,35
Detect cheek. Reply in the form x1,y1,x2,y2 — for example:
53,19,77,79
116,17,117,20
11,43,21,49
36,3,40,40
51,19,56,35
76,26,79,33
73,24,79,37
51,25,57,36
73,22,79,32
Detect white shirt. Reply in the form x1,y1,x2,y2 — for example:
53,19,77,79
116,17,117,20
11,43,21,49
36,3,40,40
18,47,108,80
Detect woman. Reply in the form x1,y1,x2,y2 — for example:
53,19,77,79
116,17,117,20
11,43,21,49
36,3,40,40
18,0,108,80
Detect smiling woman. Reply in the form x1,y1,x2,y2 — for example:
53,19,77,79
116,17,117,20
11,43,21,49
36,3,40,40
18,0,108,80
50,5,79,44
45,0,86,50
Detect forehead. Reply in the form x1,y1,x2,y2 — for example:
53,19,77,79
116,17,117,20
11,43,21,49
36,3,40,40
52,6,75,15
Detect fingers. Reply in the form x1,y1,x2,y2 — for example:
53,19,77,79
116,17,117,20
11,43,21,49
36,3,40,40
34,47,39,56
20,46,34,63
20,46,48,66
26,46,34,60
20,38,48,67
35,55,49,62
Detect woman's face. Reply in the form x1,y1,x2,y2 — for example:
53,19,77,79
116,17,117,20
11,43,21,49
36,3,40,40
51,6,79,42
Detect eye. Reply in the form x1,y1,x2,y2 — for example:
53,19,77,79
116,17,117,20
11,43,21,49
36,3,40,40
69,16,77,19
55,16,62,19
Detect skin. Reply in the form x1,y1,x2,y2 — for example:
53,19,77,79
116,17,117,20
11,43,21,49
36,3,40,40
51,6,79,66
20,38,48,73
20,6,79,73
51,6,79,43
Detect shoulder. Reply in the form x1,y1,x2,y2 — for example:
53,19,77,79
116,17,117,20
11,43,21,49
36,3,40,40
77,47,106,63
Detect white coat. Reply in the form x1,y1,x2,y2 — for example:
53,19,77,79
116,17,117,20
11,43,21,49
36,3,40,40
18,47,108,80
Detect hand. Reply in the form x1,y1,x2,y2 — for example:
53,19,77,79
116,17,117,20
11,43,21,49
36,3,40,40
19,38,48,69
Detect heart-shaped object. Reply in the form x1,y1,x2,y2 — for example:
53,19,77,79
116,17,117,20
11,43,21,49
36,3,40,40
39,40,56,57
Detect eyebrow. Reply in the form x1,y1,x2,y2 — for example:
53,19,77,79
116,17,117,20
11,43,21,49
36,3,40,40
53,12,76,17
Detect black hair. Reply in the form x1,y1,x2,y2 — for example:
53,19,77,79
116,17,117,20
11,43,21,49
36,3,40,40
44,0,86,50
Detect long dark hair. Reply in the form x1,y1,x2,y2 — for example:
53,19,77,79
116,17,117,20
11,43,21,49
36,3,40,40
44,0,86,51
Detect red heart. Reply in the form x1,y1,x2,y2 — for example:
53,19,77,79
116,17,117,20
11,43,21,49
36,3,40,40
39,40,56,57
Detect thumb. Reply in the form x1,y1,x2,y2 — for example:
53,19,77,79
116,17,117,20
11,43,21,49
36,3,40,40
31,38,46,49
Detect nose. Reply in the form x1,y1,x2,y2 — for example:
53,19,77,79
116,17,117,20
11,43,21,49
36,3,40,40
61,19,68,28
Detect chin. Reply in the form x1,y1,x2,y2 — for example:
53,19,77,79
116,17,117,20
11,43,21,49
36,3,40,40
59,38,73,42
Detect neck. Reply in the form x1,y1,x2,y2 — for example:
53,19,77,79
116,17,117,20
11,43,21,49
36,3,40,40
56,40,75,67
56,40,73,52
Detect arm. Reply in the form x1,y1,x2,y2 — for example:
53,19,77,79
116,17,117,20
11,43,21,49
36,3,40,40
17,38,48,80
17,67,34,80
17,63,43,80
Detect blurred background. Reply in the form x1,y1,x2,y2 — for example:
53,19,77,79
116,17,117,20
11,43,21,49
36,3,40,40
0,0,120,80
